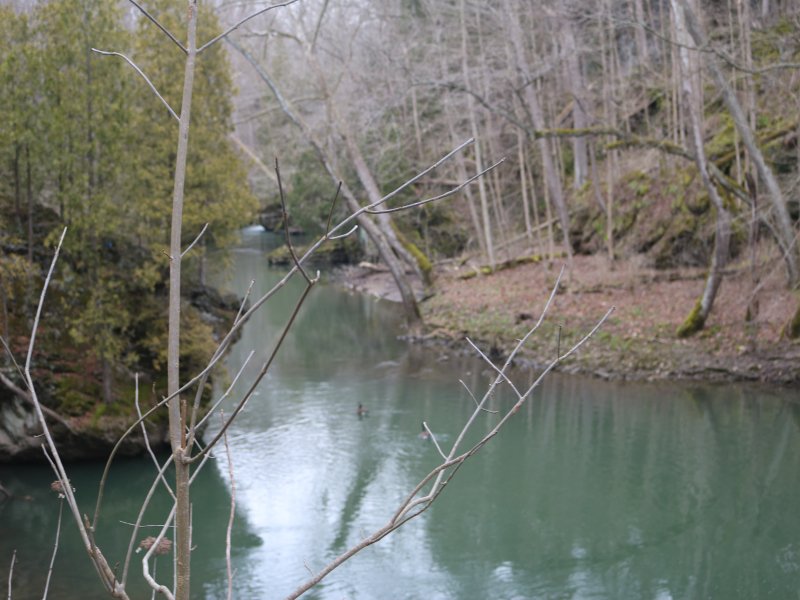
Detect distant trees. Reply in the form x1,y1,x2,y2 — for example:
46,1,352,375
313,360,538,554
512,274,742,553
234,0,800,335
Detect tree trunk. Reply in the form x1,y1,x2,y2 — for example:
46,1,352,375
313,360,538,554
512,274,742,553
680,0,798,286
561,16,589,189
502,0,573,260
25,144,34,264
460,0,495,267
634,0,650,66
672,0,733,337
340,131,428,282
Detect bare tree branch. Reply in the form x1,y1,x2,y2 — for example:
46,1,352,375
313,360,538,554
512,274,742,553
229,134,278,183
18,227,130,598
135,375,175,501
366,158,506,215
126,0,186,53
7,549,15,600
0,368,74,433
198,0,301,53
324,182,342,236
181,223,209,258
275,158,314,284
141,508,176,600
422,422,447,461
459,379,497,414
221,411,236,600
42,499,63,600
188,281,315,464
91,50,179,121
328,225,358,241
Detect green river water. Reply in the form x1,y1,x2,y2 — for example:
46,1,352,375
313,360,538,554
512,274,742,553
1,228,799,599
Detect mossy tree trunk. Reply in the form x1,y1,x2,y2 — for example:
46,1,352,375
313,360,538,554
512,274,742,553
672,0,732,338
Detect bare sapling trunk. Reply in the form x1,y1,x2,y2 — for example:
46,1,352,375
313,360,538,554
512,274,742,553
167,3,198,598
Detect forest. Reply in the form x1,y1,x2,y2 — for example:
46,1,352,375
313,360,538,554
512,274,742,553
1,1,800,599
1,0,799,447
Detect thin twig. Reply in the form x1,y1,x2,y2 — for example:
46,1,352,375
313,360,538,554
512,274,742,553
324,182,342,235
125,0,186,53
186,282,255,449
366,158,506,214
181,223,209,258
135,374,175,501
25,228,66,373
141,507,175,600
221,411,236,600
0,336,25,383
121,455,174,587
7,550,15,600
91,50,178,121
193,350,255,434
0,368,74,432
371,137,476,208
275,158,313,284
465,338,523,399
328,225,358,241
198,0,301,53
189,282,314,464
459,379,497,414
423,422,447,461
42,499,63,600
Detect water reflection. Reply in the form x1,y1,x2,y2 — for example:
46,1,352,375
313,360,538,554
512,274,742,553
2,229,799,599
0,453,255,600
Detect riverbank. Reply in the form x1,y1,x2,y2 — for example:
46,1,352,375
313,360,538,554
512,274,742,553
333,254,800,385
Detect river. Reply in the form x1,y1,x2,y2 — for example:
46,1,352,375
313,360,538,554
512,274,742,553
2,227,799,599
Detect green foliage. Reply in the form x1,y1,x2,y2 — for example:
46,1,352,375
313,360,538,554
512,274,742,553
285,150,349,234
0,0,255,413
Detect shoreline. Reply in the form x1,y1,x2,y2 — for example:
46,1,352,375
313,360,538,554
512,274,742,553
331,258,800,387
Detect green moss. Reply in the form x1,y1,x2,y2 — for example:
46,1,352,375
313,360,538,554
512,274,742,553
788,296,800,339
457,253,553,280
623,171,651,197
89,403,107,429
676,299,705,338
392,226,433,285
55,374,99,416
706,113,736,159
